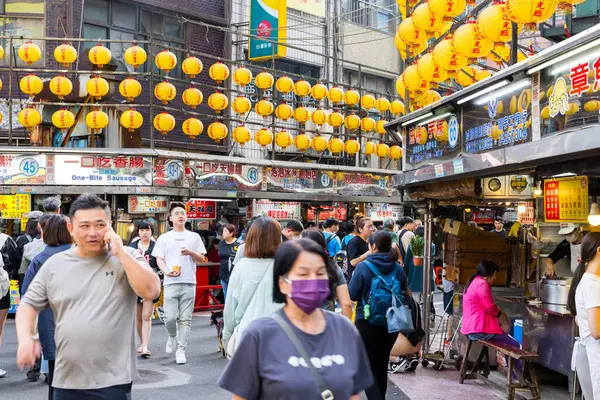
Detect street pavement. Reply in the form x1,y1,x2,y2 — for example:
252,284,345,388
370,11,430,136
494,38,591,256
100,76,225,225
0,312,410,399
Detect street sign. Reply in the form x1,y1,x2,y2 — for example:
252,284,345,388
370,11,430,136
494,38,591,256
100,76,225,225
248,0,287,61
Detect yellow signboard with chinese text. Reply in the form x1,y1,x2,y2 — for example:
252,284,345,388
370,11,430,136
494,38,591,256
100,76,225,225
544,176,588,223
0,194,31,219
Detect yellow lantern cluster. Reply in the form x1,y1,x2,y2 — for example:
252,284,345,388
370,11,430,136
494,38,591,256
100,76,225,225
155,50,177,73
18,41,41,65
477,3,514,53
54,43,77,68
52,109,75,131
50,76,73,100
119,77,142,102
413,2,444,37
124,44,147,69
311,108,327,126
328,138,344,154
276,130,293,149
312,135,328,152
87,76,110,100
20,74,43,97
294,106,311,123
344,139,360,155
182,118,204,139
418,53,449,87
208,121,228,143
154,81,176,104
233,96,252,115
294,80,312,97
255,99,275,117
209,62,230,84
233,66,253,87
433,36,467,77
182,56,203,78
89,44,112,68
86,109,109,133
507,0,558,31
275,103,294,121
311,83,328,101
401,65,430,97
276,76,294,93
120,109,143,132
182,86,203,109
344,89,360,106
208,91,229,113
256,71,275,89
18,107,41,130
429,0,466,21
398,17,427,50
153,112,176,135
255,128,274,147
344,114,361,131
232,125,251,145
328,111,344,128
328,86,344,104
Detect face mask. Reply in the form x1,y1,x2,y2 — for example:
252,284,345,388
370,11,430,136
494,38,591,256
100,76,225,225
284,278,330,315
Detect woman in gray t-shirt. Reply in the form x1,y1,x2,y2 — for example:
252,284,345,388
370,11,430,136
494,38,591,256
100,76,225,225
218,239,373,400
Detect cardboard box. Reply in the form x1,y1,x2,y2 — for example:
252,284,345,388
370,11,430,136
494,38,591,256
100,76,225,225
445,235,510,253
444,250,510,269
458,266,508,286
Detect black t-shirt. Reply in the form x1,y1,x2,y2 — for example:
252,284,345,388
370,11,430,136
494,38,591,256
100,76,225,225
218,240,239,282
347,236,369,279
549,239,570,263
491,229,507,238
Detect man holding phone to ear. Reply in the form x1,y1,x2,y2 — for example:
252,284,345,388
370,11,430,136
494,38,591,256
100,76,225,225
153,201,206,364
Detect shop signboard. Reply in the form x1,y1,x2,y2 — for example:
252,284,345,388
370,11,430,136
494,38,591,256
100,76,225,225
336,172,389,197
539,42,600,138
307,203,347,221
0,154,46,185
472,210,495,225
186,200,217,219
518,202,535,225
462,80,532,154
405,113,461,169
128,196,169,214
191,161,262,192
248,0,286,61
267,167,334,194
252,200,302,219
544,176,589,223
46,154,152,186
0,194,30,219
365,203,404,222
154,158,185,187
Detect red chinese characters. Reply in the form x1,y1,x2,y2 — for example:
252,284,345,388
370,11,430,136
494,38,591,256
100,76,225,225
0,155,13,168
201,162,243,175
569,62,590,97
593,56,600,92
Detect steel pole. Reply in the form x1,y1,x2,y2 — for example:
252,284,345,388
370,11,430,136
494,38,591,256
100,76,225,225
422,201,434,354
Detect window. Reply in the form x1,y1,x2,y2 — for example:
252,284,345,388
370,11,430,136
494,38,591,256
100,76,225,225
0,0,45,67
343,0,396,34
343,69,394,98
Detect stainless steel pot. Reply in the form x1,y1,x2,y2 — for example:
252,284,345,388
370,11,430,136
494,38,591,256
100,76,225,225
540,278,572,305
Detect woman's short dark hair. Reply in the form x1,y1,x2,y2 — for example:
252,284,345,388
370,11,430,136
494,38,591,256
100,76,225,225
43,215,72,246
129,220,154,244
301,229,327,252
223,223,236,236
272,239,336,304
368,230,398,262
244,217,281,258
25,219,40,238
466,259,499,288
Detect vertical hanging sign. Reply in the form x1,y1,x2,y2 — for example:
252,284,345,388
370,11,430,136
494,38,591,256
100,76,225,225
248,0,287,61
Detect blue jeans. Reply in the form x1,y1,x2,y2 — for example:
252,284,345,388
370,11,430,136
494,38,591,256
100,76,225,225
221,279,228,299
468,333,523,372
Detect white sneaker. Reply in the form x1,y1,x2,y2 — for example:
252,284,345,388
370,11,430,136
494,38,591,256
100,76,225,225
175,349,186,364
0,368,6,378
166,336,177,355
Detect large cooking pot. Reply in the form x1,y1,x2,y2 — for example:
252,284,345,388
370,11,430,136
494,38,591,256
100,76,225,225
540,278,572,305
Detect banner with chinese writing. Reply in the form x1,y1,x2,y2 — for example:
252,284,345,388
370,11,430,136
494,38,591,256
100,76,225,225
128,196,169,214
267,167,334,194
190,161,262,191
47,155,152,186
0,154,46,185
0,194,30,219
186,200,217,219
405,113,461,169
336,173,390,197
252,200,302,219
248,0,286,61
154,158,185,187
544,176,589,223
365,203,404,222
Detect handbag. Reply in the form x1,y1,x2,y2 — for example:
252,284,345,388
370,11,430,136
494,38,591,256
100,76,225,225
386,294,414,334
272,313,334,400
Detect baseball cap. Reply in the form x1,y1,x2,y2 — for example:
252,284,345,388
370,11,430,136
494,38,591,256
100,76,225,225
28,210,43,220
558,223,579,235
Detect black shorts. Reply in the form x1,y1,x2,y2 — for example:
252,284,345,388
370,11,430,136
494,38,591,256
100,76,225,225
0,290,10,310
443,290,454,315
53,382,132,400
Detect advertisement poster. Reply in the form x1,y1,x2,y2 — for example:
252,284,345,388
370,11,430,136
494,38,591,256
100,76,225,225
252,200,302,219
267,167,334,194
154,158,184,187
0,194,31,219
191,161,262,192
128,196,169,214
47,154,153,186
186,200,217,219
544,176,589,223
0,154,46,185
405,113,460,169
248,0,287,61
365,203,404,222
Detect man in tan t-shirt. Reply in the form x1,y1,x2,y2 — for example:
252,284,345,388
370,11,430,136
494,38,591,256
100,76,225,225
16,194,160,399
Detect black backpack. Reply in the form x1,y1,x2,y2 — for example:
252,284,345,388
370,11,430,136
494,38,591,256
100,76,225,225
398,230,410,262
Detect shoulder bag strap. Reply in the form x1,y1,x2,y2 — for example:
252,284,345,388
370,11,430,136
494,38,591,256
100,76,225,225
272,313,334,400
363,260,382,277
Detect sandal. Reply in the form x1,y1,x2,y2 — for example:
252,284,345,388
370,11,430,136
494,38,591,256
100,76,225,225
141,351,152,359
136,347,143,354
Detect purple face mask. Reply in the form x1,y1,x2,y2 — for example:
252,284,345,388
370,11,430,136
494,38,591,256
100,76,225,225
284,278,331,315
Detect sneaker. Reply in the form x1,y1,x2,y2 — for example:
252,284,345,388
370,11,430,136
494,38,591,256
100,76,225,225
0,369,6,378
406,357,419,372
175,349,186,364
166,336,177,355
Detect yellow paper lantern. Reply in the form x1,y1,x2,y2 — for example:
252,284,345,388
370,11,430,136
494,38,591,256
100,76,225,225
154,81,176,104
328,138,345,154
120,109,143,132
256,71,275,89
87,76,110,100
255,99,275,117
182,56,203,78
376,120,387,135
20,74,43,97
311,108,327,126
208,91,229,113
344,139,361,155
52,109,75,130
344,114,361,131
275,103,294,121
18,107,41,130
398,18,427,47
86,109,109,133
489,43,511,64
584,100,600,112
541,106,550,119
413,2,444,36
54,43,77,68
361,117,376,133
389,145,403,160
344,89,360,106
294,80,312,97
255,128,274,147
423,90,442,106
182,86,203,109
453,22,493,62
566,102,579,116
232,125,251,145
365,141,376,155
182,118,204,139
232,96,252,115
207,121,228,142
456,66,478,87
0,47,4,62
328,111,344,128
507,0,558,31
361,94,376,110
402,65,431,97
18,41,41,65
294,133,312,151
233,66,253,87
433,37,468,76
123,44,146,69
390,100,405,116
328,86,344,104
49,76,73,100
417,52,449,86
209,62,230,84
294,106,311,123
119,77,142,102
477,69,493,81
155,50,177,73
376,143,390,158
311,83,328,101
312,135,328,152
396,75,407,100
276,130,294,149
88,44,112,68
275,76,294,93
429,0,466,21
478,4,514,52
375,97,391,113
153,112,176,135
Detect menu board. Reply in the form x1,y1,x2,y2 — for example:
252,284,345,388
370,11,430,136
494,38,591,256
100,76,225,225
544,176,589,223
186,200,217,219
0,194,31,219
252,200,302,219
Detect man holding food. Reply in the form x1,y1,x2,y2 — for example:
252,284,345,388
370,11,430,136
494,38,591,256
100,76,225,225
153,202,206,365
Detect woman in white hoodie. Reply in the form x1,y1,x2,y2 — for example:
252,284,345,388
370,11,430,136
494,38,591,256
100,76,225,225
223,217,283,354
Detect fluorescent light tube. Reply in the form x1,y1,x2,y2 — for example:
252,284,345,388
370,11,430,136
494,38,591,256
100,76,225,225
418,112,452,126
527,37,600,75
475,80,530,105
401,112,433,126
457,80,509,105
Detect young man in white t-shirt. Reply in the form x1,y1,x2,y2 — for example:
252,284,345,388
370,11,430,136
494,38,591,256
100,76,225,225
153,202,206,364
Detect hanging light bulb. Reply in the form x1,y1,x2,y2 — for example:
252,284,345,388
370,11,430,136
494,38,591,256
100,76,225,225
589,202,600,226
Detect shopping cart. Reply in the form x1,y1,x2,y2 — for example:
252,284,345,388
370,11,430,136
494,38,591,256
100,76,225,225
421,292,462,370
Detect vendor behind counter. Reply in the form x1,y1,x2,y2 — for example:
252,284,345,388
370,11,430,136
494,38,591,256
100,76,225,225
545,223,584,277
